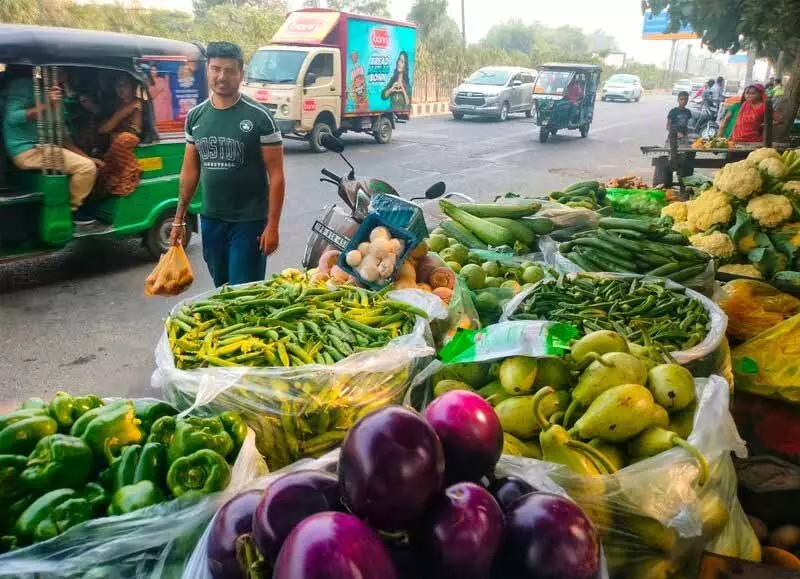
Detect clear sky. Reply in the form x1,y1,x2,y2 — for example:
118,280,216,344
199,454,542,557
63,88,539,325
128,0,679,65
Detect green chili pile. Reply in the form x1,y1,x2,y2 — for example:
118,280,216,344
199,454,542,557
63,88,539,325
510,274,711,355
166,272,426,369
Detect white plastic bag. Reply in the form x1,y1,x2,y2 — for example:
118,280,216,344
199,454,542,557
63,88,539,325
153,286,444,471
0,430,267,579
501,271,730,378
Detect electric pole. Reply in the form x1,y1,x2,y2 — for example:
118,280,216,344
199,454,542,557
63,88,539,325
461,0,466,50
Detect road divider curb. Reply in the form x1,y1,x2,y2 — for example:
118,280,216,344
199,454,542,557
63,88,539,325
412,102,450,117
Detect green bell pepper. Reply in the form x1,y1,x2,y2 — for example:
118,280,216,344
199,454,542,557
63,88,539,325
15,488,77,539
49,392,104,432
79,403,144,464
108,480,165,515
21,434,94,492
0,415,58,455
134,400,178,434
219,412,247,460
21,398,46,410
114,444,142,491
167,417,233,465
147,416,177,446
134,442,167,488
33,498,93,542
0,408,48,432
80,482,110,515
70,400,128,438
166,449,231,497
0,455,28,500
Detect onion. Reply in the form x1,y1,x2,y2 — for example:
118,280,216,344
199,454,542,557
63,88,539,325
370,237,392,259
252,470,342,563
206,490,261,579
273,512,397,579
369,226,390,242
339,405,445,530
423,390,504,483
358,242,371,254
389,238,406,255
504,492,601,579
412,482,504,579
346,250,363,267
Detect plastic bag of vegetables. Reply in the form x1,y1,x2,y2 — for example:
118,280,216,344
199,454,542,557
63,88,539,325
0,429,266,579
153,282,445,472
715,278,800,343
502,271,731,380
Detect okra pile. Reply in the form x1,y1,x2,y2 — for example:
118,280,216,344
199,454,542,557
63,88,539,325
510,274,711,355
167,271,426,369
559,217,712,282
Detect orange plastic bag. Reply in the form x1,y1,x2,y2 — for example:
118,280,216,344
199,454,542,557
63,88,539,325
144,245,194,297
716,279,800,343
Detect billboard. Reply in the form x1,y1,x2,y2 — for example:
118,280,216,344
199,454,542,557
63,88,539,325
271,11,340,45
728,53,748,64
344,18,416,114
642,9,697,40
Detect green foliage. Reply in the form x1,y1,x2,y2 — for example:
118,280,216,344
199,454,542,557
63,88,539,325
326,0,390,18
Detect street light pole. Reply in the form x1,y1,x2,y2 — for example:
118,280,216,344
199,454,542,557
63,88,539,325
461,0,466,50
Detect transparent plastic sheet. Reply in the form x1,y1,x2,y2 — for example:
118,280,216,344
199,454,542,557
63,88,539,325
0,429,267,579
429,277,481,348
715,279,800,344
182,450,339,579
536,200,600,230
492,376,750,579
539,235,717,297
731,313,800,403
502,270,731,380
603,188,667,218
153,286,444,472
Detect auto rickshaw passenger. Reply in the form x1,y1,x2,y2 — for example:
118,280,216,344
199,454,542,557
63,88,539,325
566,77,584,103
97,74,143,197
2,65,102,225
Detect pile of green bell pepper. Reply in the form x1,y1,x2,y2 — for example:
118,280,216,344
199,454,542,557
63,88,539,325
0,392,244,553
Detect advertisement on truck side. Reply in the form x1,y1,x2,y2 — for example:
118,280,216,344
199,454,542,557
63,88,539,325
344,18,415,114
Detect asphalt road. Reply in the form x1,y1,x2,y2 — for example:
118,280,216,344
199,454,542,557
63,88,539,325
0,94,673,404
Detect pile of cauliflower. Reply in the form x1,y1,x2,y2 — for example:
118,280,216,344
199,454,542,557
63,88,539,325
661,147,800,275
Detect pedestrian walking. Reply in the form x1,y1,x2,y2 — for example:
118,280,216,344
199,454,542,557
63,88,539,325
169,41,286,287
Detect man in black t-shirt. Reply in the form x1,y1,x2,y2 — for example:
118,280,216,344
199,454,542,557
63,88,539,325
667,91,692,139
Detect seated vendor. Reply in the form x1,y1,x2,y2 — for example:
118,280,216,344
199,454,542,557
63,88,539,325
97,74,143,197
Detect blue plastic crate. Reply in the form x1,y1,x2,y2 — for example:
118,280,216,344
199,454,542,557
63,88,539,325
337,213,419,290
368,193,429,241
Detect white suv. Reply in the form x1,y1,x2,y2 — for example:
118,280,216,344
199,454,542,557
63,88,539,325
601,74,643,103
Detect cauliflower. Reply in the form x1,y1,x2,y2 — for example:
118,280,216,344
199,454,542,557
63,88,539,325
713,159,762,200
718,264,763,279
758,156,788,179
746,193,793,228
690,231,735,259
672,221,693,236
661,201,688,223
686,187,733,232
747,148,780,164
783,181,800,195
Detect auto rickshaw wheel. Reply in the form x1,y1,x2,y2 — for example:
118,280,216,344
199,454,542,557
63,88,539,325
525,105,533,118
580,124,590,138
144,210,191,259
539,127,549,143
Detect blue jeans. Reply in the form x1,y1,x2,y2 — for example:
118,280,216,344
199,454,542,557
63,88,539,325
200,217,266,287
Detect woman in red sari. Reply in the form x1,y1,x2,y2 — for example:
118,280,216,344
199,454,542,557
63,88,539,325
731,84,768,143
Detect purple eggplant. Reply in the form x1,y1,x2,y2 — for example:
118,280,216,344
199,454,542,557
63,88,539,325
423,390,504,484
207,490,261,579
251,470,341,563
504,492,600,579
273,511,398,579
412,482,505,579
339,405,444,530
487,476,536,512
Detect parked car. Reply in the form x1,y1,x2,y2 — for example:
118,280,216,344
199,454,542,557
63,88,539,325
600,73,643,102
450,66,537,121
672,78,692,94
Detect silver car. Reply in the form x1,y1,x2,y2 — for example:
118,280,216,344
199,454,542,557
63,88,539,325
450,66,537,121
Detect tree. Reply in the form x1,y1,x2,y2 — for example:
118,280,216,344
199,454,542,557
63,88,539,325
643,0,800,139
407,0,450,42
482,20,535,55
587,29,617,53
194,4,286,58
192,0,285,18
326,0,390,17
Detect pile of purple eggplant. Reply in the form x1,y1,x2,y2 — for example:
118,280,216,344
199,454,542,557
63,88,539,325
207,390,602,579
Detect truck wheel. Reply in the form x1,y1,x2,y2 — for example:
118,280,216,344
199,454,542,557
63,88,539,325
310,121,333,153
374,116,393,144
144,210,191,260
539,127,549,143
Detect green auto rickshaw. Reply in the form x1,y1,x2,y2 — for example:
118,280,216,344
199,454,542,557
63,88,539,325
532,63,601,143
0,24,206,261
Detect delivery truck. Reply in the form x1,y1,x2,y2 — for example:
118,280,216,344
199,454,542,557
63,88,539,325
242,9,417,152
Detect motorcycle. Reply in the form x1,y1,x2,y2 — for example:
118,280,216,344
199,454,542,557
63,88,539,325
688,94,720,139
302,134,464,269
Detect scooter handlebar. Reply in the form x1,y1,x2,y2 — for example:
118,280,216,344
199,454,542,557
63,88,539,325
320,168,340,182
